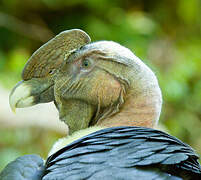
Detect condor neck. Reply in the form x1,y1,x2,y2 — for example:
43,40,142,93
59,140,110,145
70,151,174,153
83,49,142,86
98,92,161,128
97,65,162,128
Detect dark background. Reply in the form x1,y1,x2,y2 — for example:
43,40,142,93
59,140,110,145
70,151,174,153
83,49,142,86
0,0,201,170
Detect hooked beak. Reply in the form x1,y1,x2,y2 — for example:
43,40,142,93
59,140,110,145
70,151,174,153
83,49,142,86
9,78,54,113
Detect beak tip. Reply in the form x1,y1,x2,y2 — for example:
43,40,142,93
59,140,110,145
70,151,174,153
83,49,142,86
9,81,33,112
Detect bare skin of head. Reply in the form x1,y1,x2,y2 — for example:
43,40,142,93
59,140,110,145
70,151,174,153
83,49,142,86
9,30,162,135
54,41,162,134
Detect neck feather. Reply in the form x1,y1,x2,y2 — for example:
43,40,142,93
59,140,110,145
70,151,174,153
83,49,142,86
48,126,104,157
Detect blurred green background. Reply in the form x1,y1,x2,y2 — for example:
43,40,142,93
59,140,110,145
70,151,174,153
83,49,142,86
0,0,201,170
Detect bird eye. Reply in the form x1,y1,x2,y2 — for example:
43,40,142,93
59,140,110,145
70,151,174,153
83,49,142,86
82,59,91,68
49,69,55,74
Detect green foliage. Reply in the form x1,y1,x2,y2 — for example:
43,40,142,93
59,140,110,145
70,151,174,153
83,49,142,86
0,0,200,170
0,128,63,170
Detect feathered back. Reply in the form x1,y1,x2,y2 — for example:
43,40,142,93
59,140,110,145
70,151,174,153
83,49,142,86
44,126,201,180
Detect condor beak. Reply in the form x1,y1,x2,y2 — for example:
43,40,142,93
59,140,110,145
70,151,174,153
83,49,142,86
9,78,54,113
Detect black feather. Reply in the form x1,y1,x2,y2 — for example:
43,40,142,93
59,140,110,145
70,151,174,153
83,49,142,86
0,154,45,180
44,126,201,180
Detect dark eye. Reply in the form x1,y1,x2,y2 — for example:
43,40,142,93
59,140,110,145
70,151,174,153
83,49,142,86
82,59,91,68
49,69,55,74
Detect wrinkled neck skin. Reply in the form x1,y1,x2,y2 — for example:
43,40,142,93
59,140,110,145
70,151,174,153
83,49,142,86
97,59,162,128
97,89,162,128
56,98,96,135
